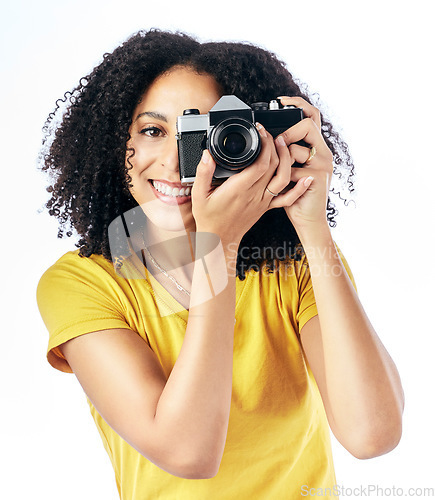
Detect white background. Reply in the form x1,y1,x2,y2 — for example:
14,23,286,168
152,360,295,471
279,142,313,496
1,0,434,498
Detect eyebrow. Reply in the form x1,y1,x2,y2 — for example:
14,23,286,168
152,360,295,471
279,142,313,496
134,111,168,122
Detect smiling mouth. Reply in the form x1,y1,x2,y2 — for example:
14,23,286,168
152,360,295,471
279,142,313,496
150,180,192,198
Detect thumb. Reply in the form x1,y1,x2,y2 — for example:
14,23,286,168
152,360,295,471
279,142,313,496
269,176,313,209
192,149,215,198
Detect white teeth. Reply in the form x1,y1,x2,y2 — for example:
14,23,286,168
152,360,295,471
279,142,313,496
152,181,191,197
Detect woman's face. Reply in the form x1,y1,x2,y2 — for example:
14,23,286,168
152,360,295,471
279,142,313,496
127,66,222,234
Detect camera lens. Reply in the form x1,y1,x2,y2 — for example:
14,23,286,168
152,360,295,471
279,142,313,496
208,118,261,171
223,133,246,156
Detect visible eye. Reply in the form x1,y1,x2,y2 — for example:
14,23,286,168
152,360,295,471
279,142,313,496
139,126,165,138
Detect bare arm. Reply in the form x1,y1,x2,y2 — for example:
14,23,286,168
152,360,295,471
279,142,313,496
62,245,237,480
61,127,311,479
299,225,404,459
270,96,404,458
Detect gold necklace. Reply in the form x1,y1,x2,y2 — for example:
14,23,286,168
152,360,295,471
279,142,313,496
141,231,191,297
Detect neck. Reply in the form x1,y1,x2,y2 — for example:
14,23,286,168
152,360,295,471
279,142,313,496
131,218,196,281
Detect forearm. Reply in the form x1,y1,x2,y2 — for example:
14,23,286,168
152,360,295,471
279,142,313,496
153,237,236,475
299,223,404,451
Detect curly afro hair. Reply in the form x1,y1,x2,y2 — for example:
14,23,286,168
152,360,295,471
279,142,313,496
40,29,354,279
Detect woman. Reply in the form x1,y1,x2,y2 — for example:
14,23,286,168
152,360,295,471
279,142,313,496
37,29,404,499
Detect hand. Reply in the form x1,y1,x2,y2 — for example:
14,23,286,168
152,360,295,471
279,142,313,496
270,96,334,235
191,122,312,248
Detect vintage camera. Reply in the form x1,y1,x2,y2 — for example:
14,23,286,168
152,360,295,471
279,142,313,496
176,95,304,185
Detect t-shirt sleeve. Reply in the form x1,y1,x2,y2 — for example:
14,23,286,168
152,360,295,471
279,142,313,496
295,244,357,332
36,252,131,373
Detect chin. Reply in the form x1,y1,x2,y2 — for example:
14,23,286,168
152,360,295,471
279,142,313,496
140,202,195,234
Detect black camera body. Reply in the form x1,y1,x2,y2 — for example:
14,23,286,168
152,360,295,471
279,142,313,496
176,95,305,185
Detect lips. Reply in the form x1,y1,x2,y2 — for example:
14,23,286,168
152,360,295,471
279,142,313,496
149,179,192,205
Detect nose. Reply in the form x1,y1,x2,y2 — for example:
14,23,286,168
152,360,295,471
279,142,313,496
160,137,179,173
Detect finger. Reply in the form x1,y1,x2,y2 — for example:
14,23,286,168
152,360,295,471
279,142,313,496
290,169,331,194
262,135,292,197
277,96,321,129
269,176,313,209
191,149,216,198
255,122,280,181
279,118,330,158
289,143,319,167
234,122,278,186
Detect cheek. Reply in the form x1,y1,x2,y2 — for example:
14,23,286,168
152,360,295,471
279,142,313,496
126,147,154,202
126,140,158,175
125,149,137,176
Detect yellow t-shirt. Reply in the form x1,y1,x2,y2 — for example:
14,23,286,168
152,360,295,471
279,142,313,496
37,248,355,499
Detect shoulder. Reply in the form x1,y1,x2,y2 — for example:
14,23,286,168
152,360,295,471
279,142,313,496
38,250,116,282
36,250,127,329
37,251,138,373
37,250,127,299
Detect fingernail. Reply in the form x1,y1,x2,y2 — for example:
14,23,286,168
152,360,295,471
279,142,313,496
304,176,314,187
275,135,286,147
256,122,267,137
202,149,210,164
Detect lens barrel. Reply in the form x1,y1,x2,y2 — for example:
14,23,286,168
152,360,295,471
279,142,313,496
207,118,261,170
